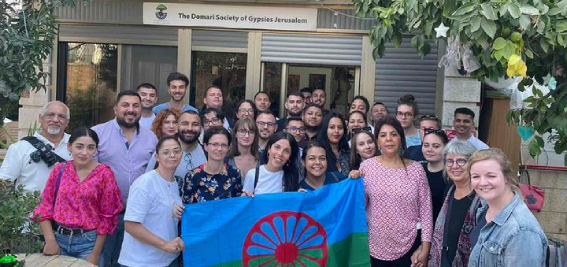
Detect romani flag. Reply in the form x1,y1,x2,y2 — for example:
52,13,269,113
181,178,370,267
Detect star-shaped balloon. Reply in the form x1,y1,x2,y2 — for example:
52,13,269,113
435,22,449,38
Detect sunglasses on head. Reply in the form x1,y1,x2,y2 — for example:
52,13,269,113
424,128,446,135
352,126,372,134
420,115,440,122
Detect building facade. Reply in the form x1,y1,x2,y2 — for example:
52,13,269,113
18,0,482,136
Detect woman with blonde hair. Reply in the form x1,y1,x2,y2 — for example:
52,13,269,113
467,148,547,267
151,109,181,139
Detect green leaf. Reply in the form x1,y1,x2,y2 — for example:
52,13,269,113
508,3,521,18
528,139,542,157
557,21,567,33
470,16,481,32
540,38,550,53
558,34,565,47
537,21,546,34
519,15,531,29
520,4,540,15
452,2,476,16
525,48,534,58
481,3,498,20
481,17,497,38
535,135,545,147
492,37,507,50
499,3,509,16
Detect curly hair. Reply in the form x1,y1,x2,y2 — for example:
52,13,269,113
151,108,181,139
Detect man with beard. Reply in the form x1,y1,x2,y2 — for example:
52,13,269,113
153,72,198,114
137,83,158,129
0,101,72,193
276,91,304,132
256,111,278,154
201,85,231,130
93,91,158,267
146,110,207,178
311,88,329,115
299,103,323,149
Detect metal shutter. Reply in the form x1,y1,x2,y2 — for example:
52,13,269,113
58,24,178,46
261,33,363,66
374,38,439,116
192,30,248,50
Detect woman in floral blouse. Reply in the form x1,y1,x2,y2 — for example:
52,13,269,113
34,127,123,266
183,127,242,203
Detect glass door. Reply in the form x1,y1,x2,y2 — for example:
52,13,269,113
190,51,247,121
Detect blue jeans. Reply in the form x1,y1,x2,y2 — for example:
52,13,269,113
102,213,125,267
55,229,101,264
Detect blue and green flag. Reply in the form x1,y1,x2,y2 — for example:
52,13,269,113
181,178,370,267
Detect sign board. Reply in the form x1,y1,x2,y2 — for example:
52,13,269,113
143,3,318,31
445,129,477,140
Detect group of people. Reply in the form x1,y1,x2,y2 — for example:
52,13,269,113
0,71,548,267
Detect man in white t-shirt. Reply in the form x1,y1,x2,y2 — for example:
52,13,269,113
449,107,489,149
0,101,72,193
137,83,158,129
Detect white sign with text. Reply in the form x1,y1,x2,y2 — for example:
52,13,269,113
143,3,318,31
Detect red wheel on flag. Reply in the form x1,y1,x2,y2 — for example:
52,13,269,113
242,211,328,267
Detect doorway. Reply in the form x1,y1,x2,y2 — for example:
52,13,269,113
261,62,357,117
191,51,247,121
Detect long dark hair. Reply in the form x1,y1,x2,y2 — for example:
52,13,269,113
227,118,259,160
69,127,100,147
317,112,349,173
261,132,300,192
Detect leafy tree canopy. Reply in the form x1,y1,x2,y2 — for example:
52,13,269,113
354,0,567,165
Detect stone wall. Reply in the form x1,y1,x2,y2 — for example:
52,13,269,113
441,66,482,128
523,168,567,241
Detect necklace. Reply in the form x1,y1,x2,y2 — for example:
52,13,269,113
427,163,444,173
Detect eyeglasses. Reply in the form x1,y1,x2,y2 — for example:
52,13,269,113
352,126,372,134
286,126,305,133
204,117,221,125
445,158,468,167
420,115,440,122
207,142,229,149
238,108,254,114
160,149,182,157
237,129,255,137
424,128,446,135
256,121,276,128
396,112,414,118
43,113,68,122
185,153,194,172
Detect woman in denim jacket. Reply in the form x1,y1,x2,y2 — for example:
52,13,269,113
467,148,547,267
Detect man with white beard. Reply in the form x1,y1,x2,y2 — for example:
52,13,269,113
0,101,72,193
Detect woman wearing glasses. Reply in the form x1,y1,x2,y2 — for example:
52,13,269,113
227,118,259,179
317,112,351,177
242,132,300,196
360,116,432,267
152,108,181,139
183,127,242,203
118,137,185,267
235,100,258,122
411,140,478,267
349,130,379,171
396,94,421,147
300,141,346,191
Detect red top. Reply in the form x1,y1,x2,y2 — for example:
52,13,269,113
34,161,123,235
360,158,433,260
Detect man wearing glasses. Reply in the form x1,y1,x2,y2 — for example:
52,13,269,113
198,107,226,143
276,91,305,132
0,101,72,193
405,115,443,164
146,110,207,179
284,117,306,144
256,111,278,155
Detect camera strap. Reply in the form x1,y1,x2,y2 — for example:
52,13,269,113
22,136,66,164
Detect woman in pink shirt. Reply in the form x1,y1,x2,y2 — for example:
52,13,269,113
359,116,433,267
34,128,123,266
